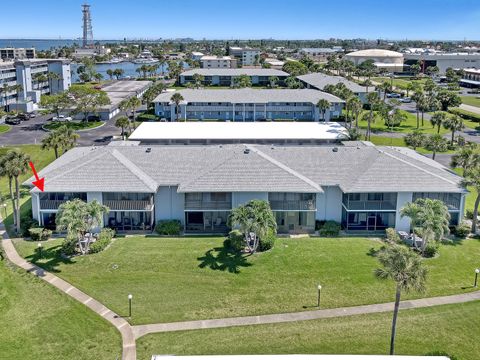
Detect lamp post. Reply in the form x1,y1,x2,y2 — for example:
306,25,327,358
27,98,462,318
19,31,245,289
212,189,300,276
37,242,42,258
317,284,322,308
1,203,6,220
128,294,133,317
475,269,480,288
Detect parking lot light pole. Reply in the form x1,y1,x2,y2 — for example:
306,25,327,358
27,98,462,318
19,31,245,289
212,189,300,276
475,269,479,288
128,294,133,317
317,284,322,308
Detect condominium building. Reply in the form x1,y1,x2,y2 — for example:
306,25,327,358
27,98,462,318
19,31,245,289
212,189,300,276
153,88,344,122
297,73,369,103
0,47,36,60
200,56,237,69
26,142,465,234
179,68,289,86
191,52,204,61
0,59,71,112
404,52,480,74
460,68,480,88
228,47,261,66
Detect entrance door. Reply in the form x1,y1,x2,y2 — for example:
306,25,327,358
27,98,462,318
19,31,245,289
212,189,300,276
367,213,376,231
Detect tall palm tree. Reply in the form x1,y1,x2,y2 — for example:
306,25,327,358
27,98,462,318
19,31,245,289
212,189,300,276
106,69,114,80
443,115,464,145
430,112,447,134
462,167,480,233
115,116,130,139
350,97,363,129
451,144,480,176
316,99,330,122
1,83,10,110
375,245,427,355
128,96,142,129
363,79,373,93
0,153,17,227
41,131,62,159
56,125,80,154
366,92,380,141
170,93,184,122
1,149,31,234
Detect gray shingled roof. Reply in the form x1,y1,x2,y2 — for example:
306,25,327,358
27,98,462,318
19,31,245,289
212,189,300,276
25,143,464,194
297,73,367,93
180,68,289,77
153,88,344,105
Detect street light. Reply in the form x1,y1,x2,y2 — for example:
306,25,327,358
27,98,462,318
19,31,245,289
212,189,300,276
475,269,480,288
317,284,322,308
37,242,42,258
128,294,133,317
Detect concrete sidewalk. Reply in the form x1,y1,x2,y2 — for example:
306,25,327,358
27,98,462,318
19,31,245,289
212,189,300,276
0,220,136,360
132,290,480,339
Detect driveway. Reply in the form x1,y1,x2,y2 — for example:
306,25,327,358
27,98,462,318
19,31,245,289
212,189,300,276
0,113,126,146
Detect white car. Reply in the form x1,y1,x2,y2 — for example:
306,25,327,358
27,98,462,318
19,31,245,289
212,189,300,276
52,115,72,122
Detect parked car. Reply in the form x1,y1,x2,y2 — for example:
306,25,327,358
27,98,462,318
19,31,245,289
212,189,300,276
386,93,401,98
400,97,412,103
17,113,30,121
52,115,72,122
87,115,101,122
5,117,21,125
27,112,37,118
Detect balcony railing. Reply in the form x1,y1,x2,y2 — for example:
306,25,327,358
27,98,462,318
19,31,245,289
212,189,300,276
343,201,396,211
184,200,232,210
269,200,316,211
103,200,153,211
39,200,67,210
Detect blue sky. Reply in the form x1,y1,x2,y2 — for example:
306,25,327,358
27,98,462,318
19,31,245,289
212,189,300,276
2,0,480,40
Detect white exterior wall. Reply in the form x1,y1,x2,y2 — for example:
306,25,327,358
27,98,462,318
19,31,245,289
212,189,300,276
15,63,32,101
232,192,268,207
395,192,413,231
315,186,342,222
31,193,40,222
155,186,185,224
47,61,71,93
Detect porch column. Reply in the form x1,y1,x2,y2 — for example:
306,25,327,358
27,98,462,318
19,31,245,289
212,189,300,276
243,103,245,122
254,103,256,122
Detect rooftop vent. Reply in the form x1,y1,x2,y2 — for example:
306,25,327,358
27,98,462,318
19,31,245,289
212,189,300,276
244,149,250,154
146,148,152,153
332,147,339,152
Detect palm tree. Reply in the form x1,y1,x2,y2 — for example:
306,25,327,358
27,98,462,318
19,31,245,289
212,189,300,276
366,92,380,141
227,199,277,253
451,145,480,176
443,115,464,145
41,131,62,159
430,112,447,134
115,116,130,139
462,167,480,233
11,84,23,112
0,153,17,228
1,83,10,110
56,125,80,153
170,93,184,122
113,68,125,80
425,134,448,160
404,130,426,150
363,79,373,93
106,69,114,80
1,149,30,234
128,96,142,129
378,81,392,101
350,97,363,129
268,76,279,88
375,245,427,355
316,99,330,122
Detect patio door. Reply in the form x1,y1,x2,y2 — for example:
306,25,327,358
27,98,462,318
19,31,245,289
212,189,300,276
367,213,376,231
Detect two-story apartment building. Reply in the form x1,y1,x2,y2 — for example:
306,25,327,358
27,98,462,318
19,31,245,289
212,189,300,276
179,68,289,87
154,88,344,122
25,142,465,234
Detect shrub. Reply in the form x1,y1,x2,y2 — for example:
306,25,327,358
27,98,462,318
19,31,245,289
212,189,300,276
465,209,474,220
449,107,480,122
319,221,341,237
258,229,276,252
21,216,39,237
454,222,470,238
136,113,159,122
385,227,400,243
225,229,245,252
155,220,182,235
423,242,439,258
28,227,52,241
90,228,115,254
61,235,77,256
315,220,326,231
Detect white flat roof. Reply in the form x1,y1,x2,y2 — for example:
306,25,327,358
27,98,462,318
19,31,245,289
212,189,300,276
129,122,348,141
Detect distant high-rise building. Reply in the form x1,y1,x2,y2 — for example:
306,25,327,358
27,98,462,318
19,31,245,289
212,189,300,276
82,3,93,48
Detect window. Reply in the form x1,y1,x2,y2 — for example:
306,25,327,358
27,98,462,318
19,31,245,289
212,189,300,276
368,193,383,201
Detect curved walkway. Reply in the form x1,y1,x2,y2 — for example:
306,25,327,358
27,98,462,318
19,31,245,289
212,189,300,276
0,220,136,360
2,218,480,357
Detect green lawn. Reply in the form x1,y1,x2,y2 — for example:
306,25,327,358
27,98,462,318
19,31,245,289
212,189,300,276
0,255,121,359
0,145,57,236
14,236,480,325
454,168,476,213
359,109,449,135
43,120,103,131
461,95,480,108
137,301,480,360
371,76,428,91
0,124,11,134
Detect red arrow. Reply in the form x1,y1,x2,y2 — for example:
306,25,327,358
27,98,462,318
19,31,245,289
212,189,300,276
29,161,45,192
